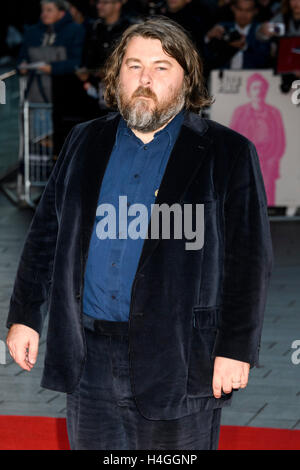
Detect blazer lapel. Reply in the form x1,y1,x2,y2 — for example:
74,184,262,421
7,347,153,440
136,112,213,274
80,112,121,262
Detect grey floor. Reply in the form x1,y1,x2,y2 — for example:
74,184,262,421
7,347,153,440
0,191,300,430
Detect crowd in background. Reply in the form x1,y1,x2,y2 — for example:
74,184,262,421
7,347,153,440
1,0,300,155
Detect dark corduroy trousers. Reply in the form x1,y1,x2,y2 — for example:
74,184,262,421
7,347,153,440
66,313,222,450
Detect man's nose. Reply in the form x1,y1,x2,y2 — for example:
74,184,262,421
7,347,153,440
139,69,152,87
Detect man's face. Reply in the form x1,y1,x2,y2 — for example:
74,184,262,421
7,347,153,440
232,0,257,27
290,0,300,16
258,0,270,6
116,36,186,132
41,3,65,25
96,0,120,19
167,0,191,13
249,80,264,99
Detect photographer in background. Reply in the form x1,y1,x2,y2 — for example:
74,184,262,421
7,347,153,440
78,0,139,113
204,0,272,71
256,0,300,91
257,0,300,37
255,0,280,21
163,0,206,55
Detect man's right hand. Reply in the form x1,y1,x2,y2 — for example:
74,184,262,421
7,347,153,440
75,68,90,82
229,35,247,49
206,25,226,41
18,61,28,75
257,22,275,39
6,324,39,371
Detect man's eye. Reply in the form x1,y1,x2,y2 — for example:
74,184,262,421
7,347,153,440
157,67,167,71
129,65,140,69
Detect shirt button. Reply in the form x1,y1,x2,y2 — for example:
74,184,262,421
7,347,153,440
144,146,148,150
112,262,116,266
134,174,139,178
111,295,116,299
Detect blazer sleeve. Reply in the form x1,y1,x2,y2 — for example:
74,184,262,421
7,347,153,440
6,127,76,336
212,139,274,367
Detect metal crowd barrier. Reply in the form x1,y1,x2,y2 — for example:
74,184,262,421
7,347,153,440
19,76,54,208
0,71,54,208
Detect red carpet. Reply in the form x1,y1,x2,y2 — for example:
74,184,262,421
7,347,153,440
0,416,299,450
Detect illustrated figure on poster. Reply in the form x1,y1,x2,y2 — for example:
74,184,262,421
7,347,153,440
230,72,286,205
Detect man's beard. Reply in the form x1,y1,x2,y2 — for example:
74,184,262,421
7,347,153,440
116,80,186,133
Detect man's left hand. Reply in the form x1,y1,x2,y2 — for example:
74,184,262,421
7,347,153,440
38,64,52,74
212,356,250,398
229,35,247,50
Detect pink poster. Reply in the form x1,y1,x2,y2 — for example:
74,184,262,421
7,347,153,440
229,73,286,206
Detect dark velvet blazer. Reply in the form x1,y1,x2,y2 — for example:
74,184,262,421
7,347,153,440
6,110,274,420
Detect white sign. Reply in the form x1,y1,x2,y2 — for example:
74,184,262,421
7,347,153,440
210,69,300,207
0,80,5,104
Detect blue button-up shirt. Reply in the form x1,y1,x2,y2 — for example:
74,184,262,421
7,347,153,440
82,110,185,321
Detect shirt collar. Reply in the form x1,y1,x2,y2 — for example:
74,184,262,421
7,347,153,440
235,22,252,35
116,108,185,149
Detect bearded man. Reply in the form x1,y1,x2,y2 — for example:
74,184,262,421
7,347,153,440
6,17,273,450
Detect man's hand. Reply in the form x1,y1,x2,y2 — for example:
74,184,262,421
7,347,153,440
6,324,39,372
229,35,247,49
257,22,275,39
212,356,250,398
37,64,52,74
76,68,90,82
18,61,28,75
206,24,226,41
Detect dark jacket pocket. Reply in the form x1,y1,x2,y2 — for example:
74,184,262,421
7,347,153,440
186,306,219,398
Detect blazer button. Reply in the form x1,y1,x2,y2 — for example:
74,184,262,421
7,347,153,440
132,312,144,317
76,293,81,300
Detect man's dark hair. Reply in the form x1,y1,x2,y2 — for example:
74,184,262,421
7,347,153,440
40,0,69,11
103,16,213,112
231,0,259,8
68,0,90,16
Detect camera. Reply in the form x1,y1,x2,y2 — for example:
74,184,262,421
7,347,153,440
223,29,242,43
268,22,286,37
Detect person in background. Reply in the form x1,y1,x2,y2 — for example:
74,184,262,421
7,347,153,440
121,0,148,17
68,0,94,30
257,0,300,90
17,0,85,158
0,4,11,63
18,0,84,77
214,0,235,23
64,0,104,126
258,0,300,37
204,0,272,70
163,0,206,54
255,0,280,22
83,0,137,72
78,0,139,110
